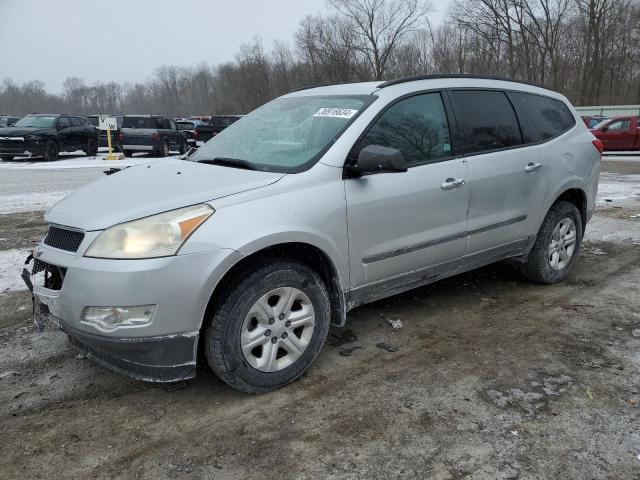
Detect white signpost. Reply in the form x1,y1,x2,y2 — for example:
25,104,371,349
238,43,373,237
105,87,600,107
98,116,123,160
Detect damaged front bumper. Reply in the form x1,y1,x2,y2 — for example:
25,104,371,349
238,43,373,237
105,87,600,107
20,244,241,383
23,275,199,382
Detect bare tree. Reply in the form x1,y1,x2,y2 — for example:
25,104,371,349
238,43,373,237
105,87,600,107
327,0,430,79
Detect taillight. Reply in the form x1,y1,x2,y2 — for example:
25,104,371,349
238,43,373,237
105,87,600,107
592,139,604,155
194,130,198,140
152,132,161,140
118,132,124,141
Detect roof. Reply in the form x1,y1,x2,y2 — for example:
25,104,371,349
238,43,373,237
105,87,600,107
285,75,562,101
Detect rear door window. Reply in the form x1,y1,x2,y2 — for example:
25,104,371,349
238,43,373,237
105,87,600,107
508,92,575,141
449,90,523,154
57,117,71,129
359,92,452,167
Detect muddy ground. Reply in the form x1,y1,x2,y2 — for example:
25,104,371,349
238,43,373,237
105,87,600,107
1,160,639,479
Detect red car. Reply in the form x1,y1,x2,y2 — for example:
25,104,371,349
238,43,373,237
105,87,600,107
590,116,640,151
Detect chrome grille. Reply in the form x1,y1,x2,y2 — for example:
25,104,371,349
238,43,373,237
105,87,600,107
44,226,85,252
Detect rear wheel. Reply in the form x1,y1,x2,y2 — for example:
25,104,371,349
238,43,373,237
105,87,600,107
0,156,13,161
42,140,59,161
520,201,582,284
178,140,186,155
123,150,134,157
159,141,169,157
204,261,331,393
85,137,98,156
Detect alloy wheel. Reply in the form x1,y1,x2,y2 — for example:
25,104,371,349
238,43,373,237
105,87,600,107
240,287,315,372
548,217,577,270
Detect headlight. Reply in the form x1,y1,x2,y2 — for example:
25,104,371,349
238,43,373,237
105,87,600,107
85,204,213,259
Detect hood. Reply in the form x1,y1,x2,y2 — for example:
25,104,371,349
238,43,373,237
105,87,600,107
0,126,51,137
45,158,285,230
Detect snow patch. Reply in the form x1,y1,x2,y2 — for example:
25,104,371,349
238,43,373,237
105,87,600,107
596,173,640,205
0,249,31,293
0,191,70,214
0,153,176,171
585,215,640,245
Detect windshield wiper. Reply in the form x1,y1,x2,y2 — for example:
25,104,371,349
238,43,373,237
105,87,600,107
197,157,257,170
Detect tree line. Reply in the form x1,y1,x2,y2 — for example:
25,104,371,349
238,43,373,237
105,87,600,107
1,0,638,117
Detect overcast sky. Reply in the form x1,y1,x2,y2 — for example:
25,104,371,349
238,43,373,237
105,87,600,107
0,0,450,94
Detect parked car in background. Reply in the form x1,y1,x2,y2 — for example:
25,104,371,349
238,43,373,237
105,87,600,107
176,119,204,149
26,76,600,393
195,115,242,142
88,115,123,151
581,115,608,129
119,115,187,157
0,115,19,127
590,116,640,150
0,113,98,161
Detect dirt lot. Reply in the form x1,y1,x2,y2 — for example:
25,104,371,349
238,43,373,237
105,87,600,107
1,158,639,479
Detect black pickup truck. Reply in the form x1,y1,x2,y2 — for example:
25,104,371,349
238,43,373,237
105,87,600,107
0,114,98,161
195,115,242,142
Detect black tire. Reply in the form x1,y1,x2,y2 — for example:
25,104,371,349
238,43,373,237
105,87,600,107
520,201,583,284
1,156,13,161
178,140,186,155
204,261,331,393
85,137,98,156
124,150,134,157
42,140,59,161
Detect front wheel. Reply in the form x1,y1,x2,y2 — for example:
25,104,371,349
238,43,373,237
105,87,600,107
520,201,583,284
1,156,13,161
204,261,331,393
42,140,59,161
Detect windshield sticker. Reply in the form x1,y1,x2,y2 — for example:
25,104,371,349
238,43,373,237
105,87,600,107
313,108,359,119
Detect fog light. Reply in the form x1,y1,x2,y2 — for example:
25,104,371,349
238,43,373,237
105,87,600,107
81,305,155,332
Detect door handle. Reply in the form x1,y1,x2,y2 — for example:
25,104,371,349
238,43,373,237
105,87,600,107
441,178,465,190
525,162,542,173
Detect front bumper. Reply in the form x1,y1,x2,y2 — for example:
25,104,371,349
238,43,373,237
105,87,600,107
23,243,242,382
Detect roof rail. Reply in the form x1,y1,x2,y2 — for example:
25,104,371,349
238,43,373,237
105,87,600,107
377,74,544,89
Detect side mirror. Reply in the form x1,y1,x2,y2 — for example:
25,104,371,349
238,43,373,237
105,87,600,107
600,126,609,132
349,144,407,175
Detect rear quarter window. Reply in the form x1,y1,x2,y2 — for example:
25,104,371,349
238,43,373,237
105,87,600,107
449,90,523,154
122,117,157,129
508,92,575,142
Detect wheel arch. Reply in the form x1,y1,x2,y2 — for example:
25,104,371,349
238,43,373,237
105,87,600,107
550,187,587,234
199,241,348,346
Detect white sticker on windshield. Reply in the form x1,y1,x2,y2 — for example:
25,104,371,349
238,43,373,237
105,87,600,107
313,108,359,119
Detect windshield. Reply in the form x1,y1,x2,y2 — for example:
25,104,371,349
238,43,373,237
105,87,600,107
190,95,372,172
589,118,607,129
14,116,56,128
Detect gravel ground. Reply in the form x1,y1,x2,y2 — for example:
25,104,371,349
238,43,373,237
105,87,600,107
0,156,639,479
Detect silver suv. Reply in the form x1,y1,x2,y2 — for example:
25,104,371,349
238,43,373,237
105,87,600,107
25,76,601,393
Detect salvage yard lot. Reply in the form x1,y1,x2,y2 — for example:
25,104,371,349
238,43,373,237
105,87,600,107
1,154,639,479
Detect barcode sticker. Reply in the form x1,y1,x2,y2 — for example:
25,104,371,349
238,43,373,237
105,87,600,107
313,108,359,119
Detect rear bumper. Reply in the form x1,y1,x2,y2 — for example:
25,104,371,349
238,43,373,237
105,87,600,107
122,144,153,151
